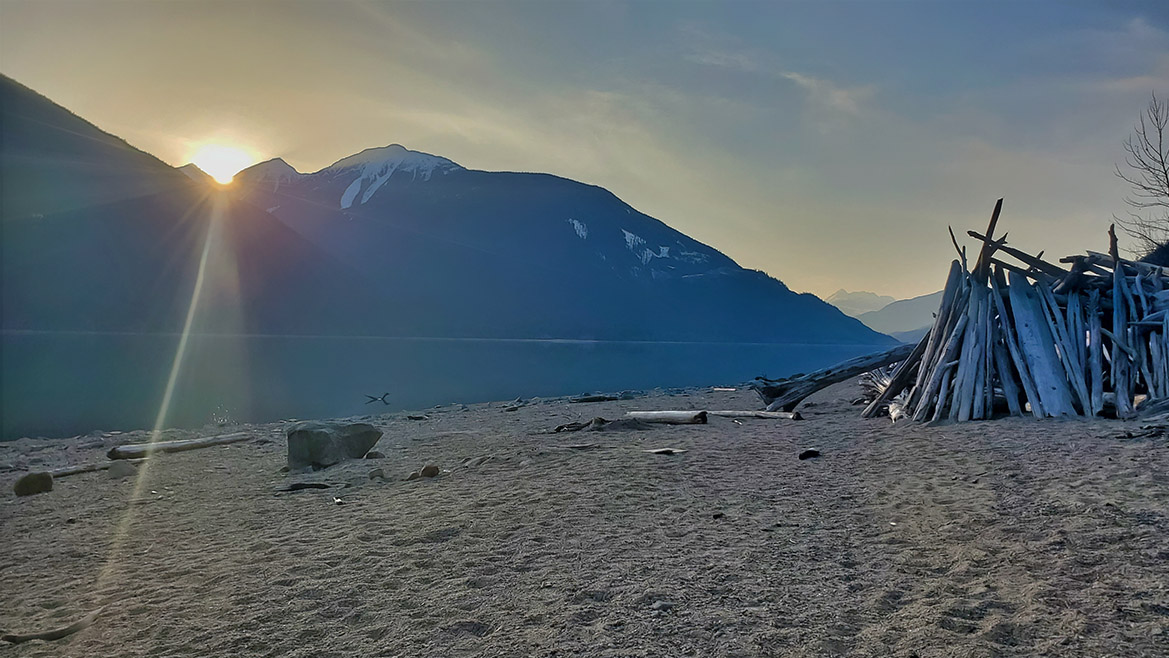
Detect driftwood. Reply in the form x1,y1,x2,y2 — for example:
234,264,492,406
49,458,148,478
107,432,251,460
1,606,105,644
753,343,916,412
855,205,1168,423
707,410,803,420
625,411,708,424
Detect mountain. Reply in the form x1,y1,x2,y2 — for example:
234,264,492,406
824,289,896,317
856,290,945,342
234,148,892,343
1,74,892,438
178,163,215,184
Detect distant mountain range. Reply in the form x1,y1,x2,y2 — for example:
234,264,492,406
824,288,943,343
0,73,893,437
824,289,896,317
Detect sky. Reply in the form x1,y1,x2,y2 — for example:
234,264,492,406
2,0,1168,299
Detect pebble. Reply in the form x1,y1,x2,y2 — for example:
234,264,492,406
365,451,386,459
368,468,385,480
420,464,441,478
650,600,676,612
798,449,821,460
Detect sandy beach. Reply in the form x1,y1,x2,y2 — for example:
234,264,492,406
2,382,1168,657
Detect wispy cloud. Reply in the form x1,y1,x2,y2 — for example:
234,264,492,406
680,26,874,117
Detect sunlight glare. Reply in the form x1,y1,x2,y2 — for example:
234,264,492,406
190,144,254,184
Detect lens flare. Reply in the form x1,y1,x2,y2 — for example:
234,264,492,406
190,144,254,184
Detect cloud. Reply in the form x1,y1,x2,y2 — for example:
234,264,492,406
679,28,874,117
777,71,873,115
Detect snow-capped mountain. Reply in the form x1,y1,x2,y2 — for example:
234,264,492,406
229,145,891,343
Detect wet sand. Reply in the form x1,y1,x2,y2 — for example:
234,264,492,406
2,382,1167,657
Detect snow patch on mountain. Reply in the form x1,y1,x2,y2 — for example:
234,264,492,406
622,229,646,251
568,218,588,239
330,145,462,209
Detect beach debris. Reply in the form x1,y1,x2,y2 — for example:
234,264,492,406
368,468,386,480
365,451,385,459
707,410,803,420
462,455,494,468
1,605,106,645
565,444,604,450
798,449,822,460
554,417,655,432
406,414,430,421
626,410,708,424
333,497,344,505
278,482,332,492
106,461,138,479
712,387,736,392
13,472,53,496
752,343,916,413
569,391,640,403
286,422,382,470
420,464,441,478
712,512,725,519
644,448,687,455
107,431,252,460
650,600,676,613
816,204,1169,423
364,392,391,405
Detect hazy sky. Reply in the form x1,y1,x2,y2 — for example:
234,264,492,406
3,1,1168,298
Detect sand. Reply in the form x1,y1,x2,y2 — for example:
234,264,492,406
1,382,1168,657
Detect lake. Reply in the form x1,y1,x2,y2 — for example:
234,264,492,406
1,331,885,439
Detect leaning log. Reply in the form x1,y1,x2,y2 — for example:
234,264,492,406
753,343,916,412
107,432,252,460
625,411,708,424
707,410,803,420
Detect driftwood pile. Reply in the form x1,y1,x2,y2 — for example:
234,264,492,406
864,200,1169,421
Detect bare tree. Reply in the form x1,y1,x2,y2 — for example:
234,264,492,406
1115,92,1169,254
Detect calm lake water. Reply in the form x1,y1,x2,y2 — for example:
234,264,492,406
1,332,885,439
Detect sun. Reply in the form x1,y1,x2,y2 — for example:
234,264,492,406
190,144,255,184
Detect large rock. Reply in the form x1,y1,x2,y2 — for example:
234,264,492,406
14,472,53,496
286,422,382,470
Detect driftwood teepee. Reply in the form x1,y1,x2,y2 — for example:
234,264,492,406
863,199,1169,421
752,199,1169,421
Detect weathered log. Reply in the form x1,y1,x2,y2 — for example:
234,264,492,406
914,315,968,421
625,411,707,424
754,343,916,412
1113,270,1136,419
707,410,803,420
1008,272,1076,416
1087,289,1104,415
1,606,105,644
49,458,148,478
107,432,252,460
991,268,1043,417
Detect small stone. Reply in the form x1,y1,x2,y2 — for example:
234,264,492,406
65,517,77,524
368,468,385,480
107,461,138,479
798,449,821,460
712,512,725,519
406,471,421,481
650,600,676,612
365,451,385,460
14,472,53,496
420,464,440,478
